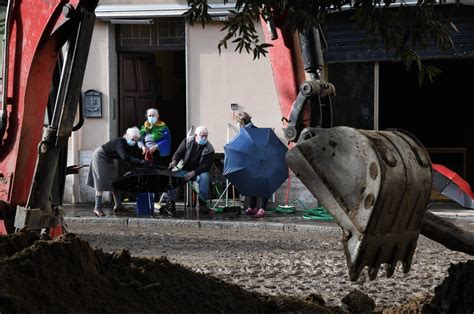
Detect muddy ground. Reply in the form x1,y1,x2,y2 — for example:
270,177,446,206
0,223,473,313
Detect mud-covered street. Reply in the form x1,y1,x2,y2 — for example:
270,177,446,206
68,221,473,312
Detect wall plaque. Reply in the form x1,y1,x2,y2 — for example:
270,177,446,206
84,89,102,118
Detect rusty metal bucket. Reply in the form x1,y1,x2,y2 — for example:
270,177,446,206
286,126,432,281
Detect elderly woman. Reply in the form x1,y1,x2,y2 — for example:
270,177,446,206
87,127,146,217
138,108,172,168
236,112,267,218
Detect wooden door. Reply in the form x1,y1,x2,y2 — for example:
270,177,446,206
119,53,156,135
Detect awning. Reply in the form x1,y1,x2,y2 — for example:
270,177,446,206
95,3,236,20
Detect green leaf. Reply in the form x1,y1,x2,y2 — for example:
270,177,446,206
186,0,456,83
418,67,425,86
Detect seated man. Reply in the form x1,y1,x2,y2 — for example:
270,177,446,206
166,125,215,214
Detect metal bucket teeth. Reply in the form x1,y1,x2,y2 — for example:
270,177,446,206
286,126,432,281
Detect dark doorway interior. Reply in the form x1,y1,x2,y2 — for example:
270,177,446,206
154,50,186,155
118,50,186,156
379,59,474,185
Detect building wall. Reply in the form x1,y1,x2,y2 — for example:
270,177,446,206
187,21,283,151
65,21,113,203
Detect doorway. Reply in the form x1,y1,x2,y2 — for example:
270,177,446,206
118,50,186,155
379,59,474,185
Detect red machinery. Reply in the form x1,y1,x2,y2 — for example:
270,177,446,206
0,0,97,234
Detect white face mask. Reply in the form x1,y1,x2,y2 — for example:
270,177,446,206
197,136,208,145
126,139,136,146
147,116,157,124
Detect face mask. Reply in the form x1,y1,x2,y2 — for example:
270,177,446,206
126,139,136,146
147,116,157,124
197,137,207,145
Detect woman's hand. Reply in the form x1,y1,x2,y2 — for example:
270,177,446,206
149,145,158,153
141,146,147,155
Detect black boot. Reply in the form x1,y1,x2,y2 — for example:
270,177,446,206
198,200,210,214
157,197,175,217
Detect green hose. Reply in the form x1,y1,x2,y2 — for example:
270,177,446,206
302,207,333,221
277,200,334,221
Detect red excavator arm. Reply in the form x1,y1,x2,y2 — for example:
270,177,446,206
0,0,97,233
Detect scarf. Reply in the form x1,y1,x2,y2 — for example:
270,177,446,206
140,120,167,141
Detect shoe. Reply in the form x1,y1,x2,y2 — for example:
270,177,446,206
254,208,266,218
245,207,258,215
113,205,128,213
199,201,211,214
165,199,176,216
154,199,175,217
93,208,105,217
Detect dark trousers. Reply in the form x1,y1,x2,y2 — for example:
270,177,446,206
248,196,268,210
152,152,171,168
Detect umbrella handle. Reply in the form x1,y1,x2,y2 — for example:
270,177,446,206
232,185,235,206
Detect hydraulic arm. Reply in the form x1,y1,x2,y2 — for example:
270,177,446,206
262,17,433,281
0,0,98,233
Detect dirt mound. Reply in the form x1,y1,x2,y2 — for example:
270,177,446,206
340,289,375,313
0,231,343,313
422,260,474,314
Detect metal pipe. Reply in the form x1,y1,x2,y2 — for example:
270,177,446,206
28,1,97,211
312,26,324,74
298,28,318,80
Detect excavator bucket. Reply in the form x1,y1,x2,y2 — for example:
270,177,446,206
286,126,432,281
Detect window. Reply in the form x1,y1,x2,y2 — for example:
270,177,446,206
118,18,185,51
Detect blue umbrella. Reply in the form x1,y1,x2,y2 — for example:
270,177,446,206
223,127,288,197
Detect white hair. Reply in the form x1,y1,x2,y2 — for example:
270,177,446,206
124,126,140,139
194,125,208,136
146,108,159,117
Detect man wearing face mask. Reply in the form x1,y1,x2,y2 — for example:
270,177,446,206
138,108,172,168
168,126,215,214
87,127,147,217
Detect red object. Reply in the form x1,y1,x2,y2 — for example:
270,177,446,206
432,164,473,198
49,224,64,239
432,163,474,209
144,149,153,163
0,221,7,235
0,1,76,209
260,16,300,121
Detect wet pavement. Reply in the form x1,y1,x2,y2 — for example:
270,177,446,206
62,200,474,230
63,202,329,226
